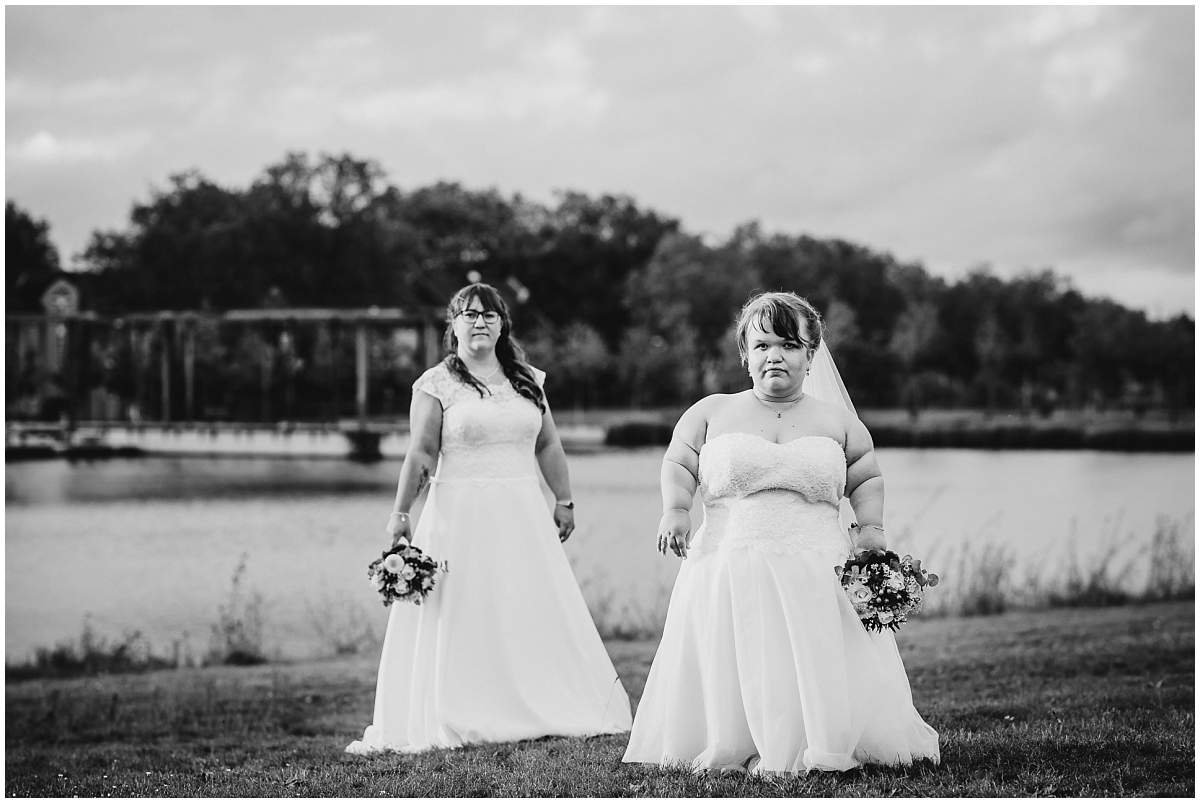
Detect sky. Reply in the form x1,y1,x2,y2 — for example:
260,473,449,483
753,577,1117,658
5,5,1195,318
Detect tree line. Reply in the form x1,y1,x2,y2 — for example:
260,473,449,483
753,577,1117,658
6,151,1194,418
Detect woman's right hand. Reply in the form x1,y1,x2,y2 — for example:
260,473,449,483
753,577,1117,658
385,512,412,547
657,508,692,559
849,523,887,553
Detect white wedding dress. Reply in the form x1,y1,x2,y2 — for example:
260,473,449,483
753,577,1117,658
623,432,939,773
346,363,631,754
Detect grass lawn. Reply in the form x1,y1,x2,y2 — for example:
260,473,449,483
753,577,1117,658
5,601,1193,797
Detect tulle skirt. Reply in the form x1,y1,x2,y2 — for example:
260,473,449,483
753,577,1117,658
346,475,631,754
622,543,940,774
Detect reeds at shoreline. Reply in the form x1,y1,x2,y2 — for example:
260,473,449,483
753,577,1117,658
8,517,1192,680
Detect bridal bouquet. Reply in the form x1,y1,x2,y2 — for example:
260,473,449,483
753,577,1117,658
836,549,939,633
367,543,448,607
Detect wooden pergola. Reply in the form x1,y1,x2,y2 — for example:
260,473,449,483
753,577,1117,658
6,305,445,427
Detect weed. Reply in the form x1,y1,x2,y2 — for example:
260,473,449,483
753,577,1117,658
207,553,268,666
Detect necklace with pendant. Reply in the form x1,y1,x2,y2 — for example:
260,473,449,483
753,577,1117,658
752,390,804,419
469,364,504,384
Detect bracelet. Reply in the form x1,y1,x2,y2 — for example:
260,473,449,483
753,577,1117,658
555,500,575,510
389,511,410,522
851,523,884,532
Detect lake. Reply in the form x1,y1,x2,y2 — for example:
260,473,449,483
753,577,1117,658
5,448,1194,662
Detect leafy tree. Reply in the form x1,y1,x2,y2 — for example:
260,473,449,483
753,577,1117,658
1149,314,1195,418
551,322,612,409
625,231,757,359
83,171,250,310
890,300,941,419
6,200,62,312
617,323,702,407
83,154,403,311
518,192,679,349
822,298,861,349
52,152,1193,417
1069,299,1155,410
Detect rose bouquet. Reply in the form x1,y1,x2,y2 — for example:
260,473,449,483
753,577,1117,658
367,543,448,607
835,548,939,632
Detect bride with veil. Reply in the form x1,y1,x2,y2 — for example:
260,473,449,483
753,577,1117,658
622,291,940,774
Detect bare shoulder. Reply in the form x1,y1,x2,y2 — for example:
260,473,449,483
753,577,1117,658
673,393,735,443
836,404,874,459
678,392,739,424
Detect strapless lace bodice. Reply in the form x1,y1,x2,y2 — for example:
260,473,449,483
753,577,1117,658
691,433,851,558
413,363,545,481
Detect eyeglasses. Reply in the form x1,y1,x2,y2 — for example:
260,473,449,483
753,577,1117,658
457,309,501,325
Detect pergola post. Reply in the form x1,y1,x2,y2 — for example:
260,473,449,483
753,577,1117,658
183,319,196,421
355,322,368,426
423,319,441,367
159,319,171,423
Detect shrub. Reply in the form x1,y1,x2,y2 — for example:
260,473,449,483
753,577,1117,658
604,421,672,447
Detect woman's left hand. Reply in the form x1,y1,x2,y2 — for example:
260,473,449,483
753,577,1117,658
553,503,575,543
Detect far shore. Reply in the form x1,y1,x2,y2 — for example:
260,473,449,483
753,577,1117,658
5,407,1193,461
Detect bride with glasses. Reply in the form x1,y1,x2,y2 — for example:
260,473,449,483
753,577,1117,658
623,291,939,774
347,282,631,754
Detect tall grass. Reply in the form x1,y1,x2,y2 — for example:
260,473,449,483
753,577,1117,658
579,576,673,641
8,556,277,680
7,517,1193,679
921,514,1194,618
303,592,380,657
207,553,268,665
1141,516,1197,601
4,618,173,681
588,514,1195,639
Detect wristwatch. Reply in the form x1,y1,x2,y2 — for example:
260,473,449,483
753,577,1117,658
555,500,575,509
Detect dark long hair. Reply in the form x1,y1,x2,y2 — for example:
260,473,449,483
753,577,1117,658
441,283,546,413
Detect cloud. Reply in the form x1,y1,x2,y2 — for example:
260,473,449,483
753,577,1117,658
736,6,780,35
7,75,157,107
1016,6,1104,47
792,53,831,76
1043,43,1130,107
337,34,608,129
10,130,151,164
2,5,1192,316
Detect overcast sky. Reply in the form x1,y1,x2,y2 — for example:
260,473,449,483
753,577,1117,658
6,5,1195,317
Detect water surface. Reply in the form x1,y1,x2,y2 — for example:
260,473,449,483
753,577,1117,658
6,449,1193,661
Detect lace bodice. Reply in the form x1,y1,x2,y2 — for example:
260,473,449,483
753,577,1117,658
413,362,546,481
691,433,851,558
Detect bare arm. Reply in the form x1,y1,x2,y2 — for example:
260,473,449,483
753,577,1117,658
658,398,712,559
385,389,442,544
843,410,887,551
535,399,576,542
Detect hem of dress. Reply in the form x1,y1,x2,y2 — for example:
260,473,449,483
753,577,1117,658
621,747,939,775
346,724,631,756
